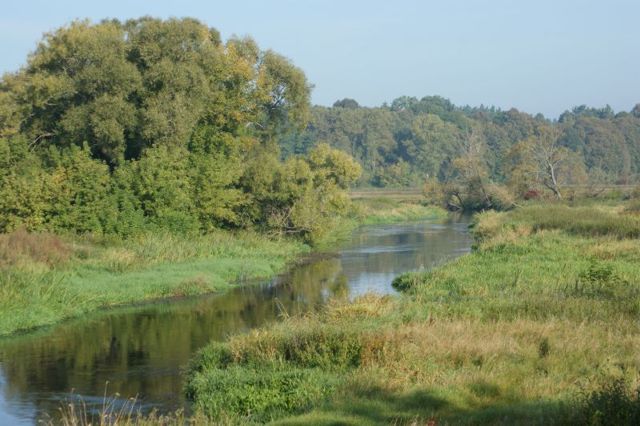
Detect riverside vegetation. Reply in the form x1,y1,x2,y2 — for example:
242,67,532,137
0,18,366,335
0,195,441,336
1,15,640,426
186,202,640,425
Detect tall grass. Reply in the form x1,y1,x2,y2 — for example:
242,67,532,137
569,379,640,425
47,391,190,426
353,197,446,225
0,230,309,336
186,202,640,424
0,229,72,268
479,204,640,239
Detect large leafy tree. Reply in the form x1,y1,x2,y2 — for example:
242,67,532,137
0,18,310,165
1,18,360,238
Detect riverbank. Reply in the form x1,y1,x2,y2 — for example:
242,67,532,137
0,230,309,336
0,198,447,337
354,197,446,225
186,202,640,424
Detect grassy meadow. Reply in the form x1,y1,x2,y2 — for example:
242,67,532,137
0,230,309,336
186,202,640,425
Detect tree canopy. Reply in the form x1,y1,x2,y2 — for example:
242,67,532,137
280,96,640,191
0,18,360,242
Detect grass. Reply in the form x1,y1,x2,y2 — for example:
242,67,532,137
0,229,309,336
45,390,194,426
354,197,447,225
186,202,640,425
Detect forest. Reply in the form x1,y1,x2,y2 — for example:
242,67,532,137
282,97,640,207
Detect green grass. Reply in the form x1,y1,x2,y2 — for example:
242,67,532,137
0,230,309,336
354,197,447,225
186,203,640,425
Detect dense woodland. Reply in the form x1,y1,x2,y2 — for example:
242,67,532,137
282,98,640,208
2,17,640,235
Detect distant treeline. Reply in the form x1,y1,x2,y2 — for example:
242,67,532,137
0,18,360,240
281,97,640,189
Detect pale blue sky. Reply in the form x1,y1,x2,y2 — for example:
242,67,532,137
1,0,638,117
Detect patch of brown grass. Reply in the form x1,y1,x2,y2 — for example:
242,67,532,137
0,229,72,268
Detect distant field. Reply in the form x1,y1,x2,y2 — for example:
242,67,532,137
349,188,423,201
350,185,638,202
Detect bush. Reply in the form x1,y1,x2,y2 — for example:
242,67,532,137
486,184,516,211
186,366,337,422
571,379,640,425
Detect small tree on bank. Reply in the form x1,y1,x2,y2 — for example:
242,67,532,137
506,126,587,199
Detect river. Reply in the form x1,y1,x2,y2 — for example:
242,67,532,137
0,217,472,424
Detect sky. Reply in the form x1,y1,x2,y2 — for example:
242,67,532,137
0,0,638,118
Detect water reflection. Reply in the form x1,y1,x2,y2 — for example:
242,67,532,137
0,218,471,423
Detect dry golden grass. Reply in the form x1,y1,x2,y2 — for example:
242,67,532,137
0,228,72,268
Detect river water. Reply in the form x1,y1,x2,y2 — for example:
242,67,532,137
0,218,472,424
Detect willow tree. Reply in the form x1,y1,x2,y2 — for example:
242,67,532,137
0,18,310,164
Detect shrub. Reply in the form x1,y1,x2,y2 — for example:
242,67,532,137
486,184,516,211
571,379,640,425
392,272,424,292
523,189,542,200
186,366,337,423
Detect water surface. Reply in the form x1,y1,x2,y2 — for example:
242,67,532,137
0,218,472,424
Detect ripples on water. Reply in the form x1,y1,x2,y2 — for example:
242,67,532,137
0,218,472,424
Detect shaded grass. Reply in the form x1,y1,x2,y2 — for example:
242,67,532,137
186,202,640,424
0,230,309,336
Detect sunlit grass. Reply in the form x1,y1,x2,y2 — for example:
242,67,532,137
0,230,309,336
354,197,447,225
186,202,640,424
0,193,438,336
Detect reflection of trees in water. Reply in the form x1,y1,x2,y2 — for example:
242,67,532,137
0,221,471,421
0,257,346,417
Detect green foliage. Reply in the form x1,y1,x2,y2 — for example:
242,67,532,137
187,365,337,423
46,144,115,233
129,145,198,234
0,18,361,241
571,379,640,426
281,97,640,192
